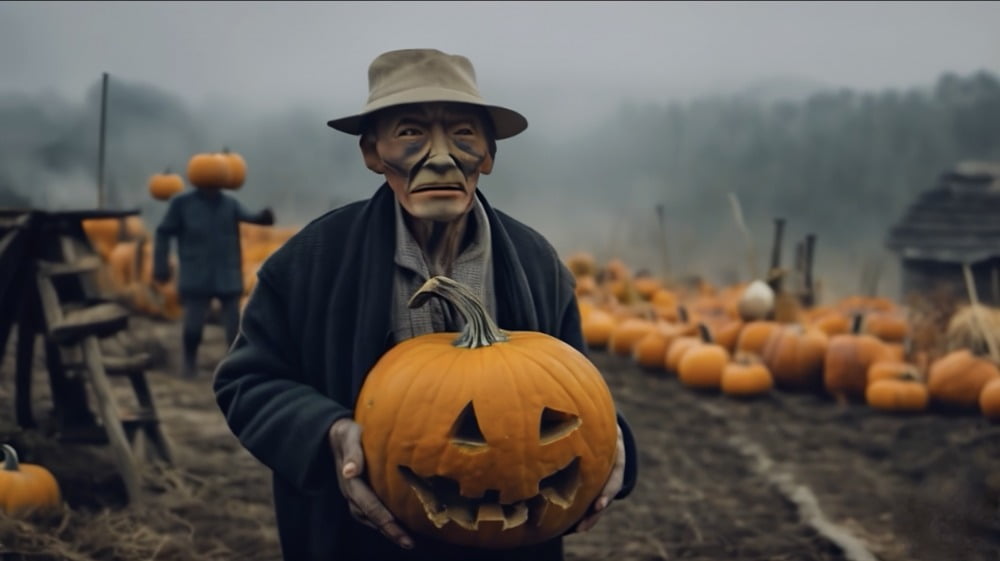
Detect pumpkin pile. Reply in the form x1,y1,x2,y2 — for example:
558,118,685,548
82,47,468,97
355,276,618,549
81,216,182,320
569,253,1000,420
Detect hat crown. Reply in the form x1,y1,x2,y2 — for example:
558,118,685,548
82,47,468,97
366,49,481,106
327,48,528,139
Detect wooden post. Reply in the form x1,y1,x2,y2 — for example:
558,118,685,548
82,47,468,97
992,262,999,306
654,204,671,279
804,234,816,307
770,218,785,271
727,192,759,280
97,72,109,210
794,240,806,298
767,218,786,293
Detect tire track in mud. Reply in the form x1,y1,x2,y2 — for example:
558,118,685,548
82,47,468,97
565,352,856,561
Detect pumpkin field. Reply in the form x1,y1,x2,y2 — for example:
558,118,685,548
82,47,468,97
1,241,999,561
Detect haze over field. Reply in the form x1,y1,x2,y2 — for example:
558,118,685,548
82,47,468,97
2,1,1000,300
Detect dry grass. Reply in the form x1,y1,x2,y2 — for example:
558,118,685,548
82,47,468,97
946,305,1000,358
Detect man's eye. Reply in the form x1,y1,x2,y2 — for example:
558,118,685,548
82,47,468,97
454,127,475,135
398,128,422,137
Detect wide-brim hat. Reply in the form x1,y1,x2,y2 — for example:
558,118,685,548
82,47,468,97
327,49,528,140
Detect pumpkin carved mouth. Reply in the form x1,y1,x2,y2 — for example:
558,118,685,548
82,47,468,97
398,457,582,531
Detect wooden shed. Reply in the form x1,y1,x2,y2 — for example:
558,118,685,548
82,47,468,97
885,161,1000,305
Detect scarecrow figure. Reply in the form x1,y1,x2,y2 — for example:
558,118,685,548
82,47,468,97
153,177,274,378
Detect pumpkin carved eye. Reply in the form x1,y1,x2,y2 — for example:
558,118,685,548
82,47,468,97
450,402,487,448
539,408,581,444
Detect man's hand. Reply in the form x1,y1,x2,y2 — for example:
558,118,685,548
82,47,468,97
575,423,625,533
258,208,275,226
328,418,414,550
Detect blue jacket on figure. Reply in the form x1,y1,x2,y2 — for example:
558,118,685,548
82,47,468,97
153,188,274,296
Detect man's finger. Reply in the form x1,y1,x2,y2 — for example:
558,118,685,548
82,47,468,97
331,420,365,478
346,479,413,549
596,426,627,508
576,509,604,533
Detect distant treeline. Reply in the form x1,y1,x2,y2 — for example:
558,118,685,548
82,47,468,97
2,71,999,296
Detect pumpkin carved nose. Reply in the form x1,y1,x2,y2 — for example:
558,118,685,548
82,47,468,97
450,402,487,448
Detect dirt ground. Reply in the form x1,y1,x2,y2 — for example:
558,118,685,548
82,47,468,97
1,316,998,561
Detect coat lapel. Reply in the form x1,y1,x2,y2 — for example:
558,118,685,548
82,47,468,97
331,185,543,405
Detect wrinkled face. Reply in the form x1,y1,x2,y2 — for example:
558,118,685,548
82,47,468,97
361,102,495,222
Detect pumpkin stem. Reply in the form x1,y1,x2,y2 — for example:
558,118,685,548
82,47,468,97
409,276,510,349
850,312,864,335
697,322,714,344
677,304,689,324
2,444,19,471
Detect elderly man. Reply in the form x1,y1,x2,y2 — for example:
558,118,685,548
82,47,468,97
213,49,637,560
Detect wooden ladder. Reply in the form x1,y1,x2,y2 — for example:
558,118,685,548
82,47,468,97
33,230,172,503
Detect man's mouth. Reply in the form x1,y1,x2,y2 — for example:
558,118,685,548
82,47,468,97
397,457,582,531
410,184,465,194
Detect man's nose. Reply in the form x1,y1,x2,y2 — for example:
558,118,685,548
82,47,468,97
423,127,458,173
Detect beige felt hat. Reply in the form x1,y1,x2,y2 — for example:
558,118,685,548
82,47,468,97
327,49,528,139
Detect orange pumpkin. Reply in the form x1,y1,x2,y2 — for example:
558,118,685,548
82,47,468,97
581,308,616,350
865,378,929,413
221,147,247,190
0,444,61,518
355,276,618,549
187,152,231,189
867,359,922,387
147,170,185,200
650,289,679,310
823,332,897,400
564,252,597,278
809,310,852,337
709,319,744,354
632,274,662,301
862,311,910,344
760,324,829,390
665,335,702,374
721,353,774,397
677,324,730,390
980,377,1000,420
632,320,698,371
607,317,656,356
926,349,1000,410
82,216,147,258
574,275,598,298
734,321,781,356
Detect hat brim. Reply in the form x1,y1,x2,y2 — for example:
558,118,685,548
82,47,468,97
326,86,528,140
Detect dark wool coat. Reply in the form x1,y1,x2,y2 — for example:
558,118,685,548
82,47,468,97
213,184,637,561
153,189,271,297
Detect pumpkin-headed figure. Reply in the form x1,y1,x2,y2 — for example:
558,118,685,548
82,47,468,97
355,276,619,549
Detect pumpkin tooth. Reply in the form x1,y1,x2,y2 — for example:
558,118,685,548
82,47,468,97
538,457,582,509
446,501,479,531
502,501,529,529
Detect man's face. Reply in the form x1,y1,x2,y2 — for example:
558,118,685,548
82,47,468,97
361,102,494,222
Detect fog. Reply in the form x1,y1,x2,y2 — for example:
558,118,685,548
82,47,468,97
2,1,1000,301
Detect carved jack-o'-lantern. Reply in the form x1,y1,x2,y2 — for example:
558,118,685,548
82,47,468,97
355,276,618,549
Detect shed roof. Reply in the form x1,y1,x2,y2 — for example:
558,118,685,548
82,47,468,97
885,161,1000,264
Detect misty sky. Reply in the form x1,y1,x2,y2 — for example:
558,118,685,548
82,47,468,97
3,1,1000,136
